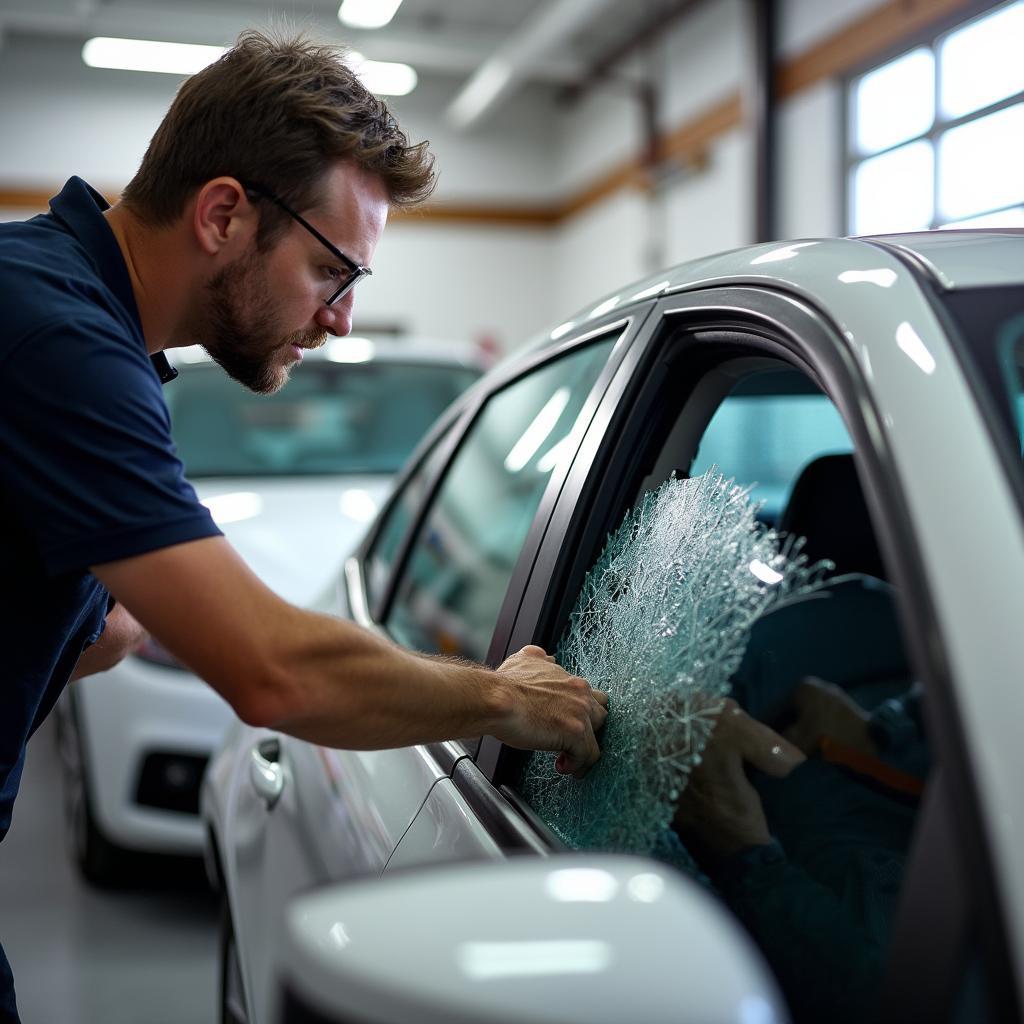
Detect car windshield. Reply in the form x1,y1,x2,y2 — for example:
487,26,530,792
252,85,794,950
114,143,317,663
940,285,1024,499
165,360,478,478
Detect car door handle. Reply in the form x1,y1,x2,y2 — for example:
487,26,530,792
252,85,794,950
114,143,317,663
250,737,285,808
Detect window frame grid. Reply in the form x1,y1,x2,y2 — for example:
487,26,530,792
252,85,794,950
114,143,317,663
844,0,1024,234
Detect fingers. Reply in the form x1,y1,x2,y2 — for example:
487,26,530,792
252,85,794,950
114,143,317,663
503,644,607,778
791,675,835,709
782,718,820,757
555,719,601,779
518,644,548,658
723,704,805,777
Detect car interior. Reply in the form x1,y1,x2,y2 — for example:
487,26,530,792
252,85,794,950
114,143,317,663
514,354,929,1024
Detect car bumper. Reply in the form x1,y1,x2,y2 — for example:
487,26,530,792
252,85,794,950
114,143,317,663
73,654,235,855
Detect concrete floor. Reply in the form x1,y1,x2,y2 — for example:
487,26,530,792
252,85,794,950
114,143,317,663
0,718,219,1024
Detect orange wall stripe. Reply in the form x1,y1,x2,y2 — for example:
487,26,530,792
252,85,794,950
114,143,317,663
0,0,978,225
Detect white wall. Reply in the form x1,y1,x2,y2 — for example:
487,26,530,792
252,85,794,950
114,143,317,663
777,81,845,239
551,187,650,317
548,0,885,308
779,0,879,56
0,0,915,347
0,36,178,188
660,0,745,128
361,220,554,348
0,31,565,345
552,83,640,199
388,77,560,204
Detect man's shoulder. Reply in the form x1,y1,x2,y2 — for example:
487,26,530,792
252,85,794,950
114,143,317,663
0,212,87,282
0,218,139,362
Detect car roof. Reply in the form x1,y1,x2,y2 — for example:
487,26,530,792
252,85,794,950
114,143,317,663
526,230,1024,356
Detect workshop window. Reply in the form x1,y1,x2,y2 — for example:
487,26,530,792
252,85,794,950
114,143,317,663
847,0,1024,233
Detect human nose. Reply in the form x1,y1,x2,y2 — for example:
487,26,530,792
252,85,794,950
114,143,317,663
315,295,353,337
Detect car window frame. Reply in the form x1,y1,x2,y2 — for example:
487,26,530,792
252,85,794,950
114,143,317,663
348,310,653,653
475,284,1016,1022
352,392,478,621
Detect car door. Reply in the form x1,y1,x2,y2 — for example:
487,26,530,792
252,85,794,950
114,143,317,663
230,312,649,1022
337,312,650,873
468,286,1013,1023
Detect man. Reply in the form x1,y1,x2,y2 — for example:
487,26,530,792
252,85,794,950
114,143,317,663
0,31,607,1022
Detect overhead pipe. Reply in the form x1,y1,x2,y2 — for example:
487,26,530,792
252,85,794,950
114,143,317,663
446,0,615,131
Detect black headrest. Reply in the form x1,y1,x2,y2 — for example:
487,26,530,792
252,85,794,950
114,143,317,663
778,453,887,580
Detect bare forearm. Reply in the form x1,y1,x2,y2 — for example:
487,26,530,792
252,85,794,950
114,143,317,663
70,603,148,681
94,537,606,772
266,608,506,748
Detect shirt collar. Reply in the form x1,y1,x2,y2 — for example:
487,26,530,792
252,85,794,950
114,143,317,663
48,176,144,334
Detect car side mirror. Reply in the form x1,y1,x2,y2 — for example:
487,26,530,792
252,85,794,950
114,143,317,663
274,853,789,1024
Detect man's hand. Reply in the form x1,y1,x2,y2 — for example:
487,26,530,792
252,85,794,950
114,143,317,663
674,698,804,856
492,645,609,779
783,676,876,757
70,603,148,681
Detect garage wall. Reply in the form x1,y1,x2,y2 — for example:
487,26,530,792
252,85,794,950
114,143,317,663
0,33,559,348
546,0,886,310
0,0,947,347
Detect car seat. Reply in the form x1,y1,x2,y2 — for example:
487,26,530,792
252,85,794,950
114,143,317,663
779,453,887,581
732,454,905,723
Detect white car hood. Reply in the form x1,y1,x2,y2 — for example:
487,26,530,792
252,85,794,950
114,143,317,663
192,475,392,607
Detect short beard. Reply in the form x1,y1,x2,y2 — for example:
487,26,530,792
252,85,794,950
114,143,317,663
201,251,326,395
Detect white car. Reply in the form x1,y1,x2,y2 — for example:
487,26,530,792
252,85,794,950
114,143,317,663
203,232,1024,1024
56,337,481,884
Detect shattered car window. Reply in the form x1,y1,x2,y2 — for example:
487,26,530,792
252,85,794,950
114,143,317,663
516,361,930,1024
519,469,830,857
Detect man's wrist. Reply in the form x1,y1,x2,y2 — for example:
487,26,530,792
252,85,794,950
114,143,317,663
420,654,507,739
477,668,513,737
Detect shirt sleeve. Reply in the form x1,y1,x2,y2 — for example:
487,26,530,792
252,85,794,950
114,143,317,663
0,313,221,575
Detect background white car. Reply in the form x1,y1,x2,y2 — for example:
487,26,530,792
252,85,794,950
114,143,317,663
203,231,1024,1024
56,336,481,884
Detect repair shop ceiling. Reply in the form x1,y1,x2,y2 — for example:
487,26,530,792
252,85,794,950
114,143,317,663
0,0,699,124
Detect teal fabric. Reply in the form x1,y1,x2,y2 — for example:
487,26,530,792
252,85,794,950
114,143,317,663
730,573,908,723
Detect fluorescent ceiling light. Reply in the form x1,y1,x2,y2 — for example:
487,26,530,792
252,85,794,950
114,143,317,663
339,0,405,30
83,37,226,75
348,52,417,96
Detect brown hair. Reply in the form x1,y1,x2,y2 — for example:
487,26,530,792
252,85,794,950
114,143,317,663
121,29,435,243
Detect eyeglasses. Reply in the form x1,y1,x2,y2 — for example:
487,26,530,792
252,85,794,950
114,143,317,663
242,181,373,306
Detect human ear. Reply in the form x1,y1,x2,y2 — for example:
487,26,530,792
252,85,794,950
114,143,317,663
192,177,257,256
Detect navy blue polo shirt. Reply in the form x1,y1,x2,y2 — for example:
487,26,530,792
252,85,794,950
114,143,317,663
0,177,221,842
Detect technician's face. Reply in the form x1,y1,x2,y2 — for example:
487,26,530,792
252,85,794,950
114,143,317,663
200,163,389,395
201,251,323,395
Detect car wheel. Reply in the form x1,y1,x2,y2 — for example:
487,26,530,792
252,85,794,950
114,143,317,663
55,693,126,886
220,902,250,1024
